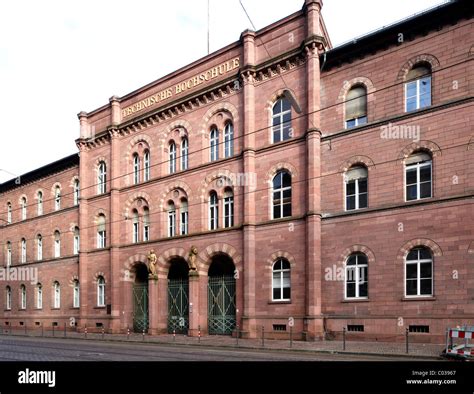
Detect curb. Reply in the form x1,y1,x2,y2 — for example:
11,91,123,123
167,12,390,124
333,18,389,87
1,332,443,360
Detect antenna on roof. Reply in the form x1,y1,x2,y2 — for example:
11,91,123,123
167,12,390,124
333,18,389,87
207,0,210,54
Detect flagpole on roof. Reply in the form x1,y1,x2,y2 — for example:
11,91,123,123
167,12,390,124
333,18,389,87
207,0,210,54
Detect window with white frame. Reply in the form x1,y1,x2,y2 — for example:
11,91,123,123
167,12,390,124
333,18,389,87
37,235,42,261
132,209,139,243
133,153,140,184
210,127,219,162
73,180,80,206
21,238,26,263
21,197,27,220
405,64,431,112
345,253,368,299
20,284,26,309
345,166,368,211
272,258,291,301
180,199,188,235
73,280,80,308
54,186,61,211
6,286,11,310
73,227,80,255
37,191,43,215
181,138,188,170
97,214,106,248
209,191,218,230
53,281,60,308
36,284,43,309
7,202,12,224
345,85,368,128
97,162,107,194
144,150,150,181
168,202,176,237
223,189,234,228
169,141,177,174
224,122,234,158
6,241,11,266
405,247,433,297
272,97,292,143
97,277,105,307
54,231,61,258
405,152,432,201
143,207,150,241
272,170,292,219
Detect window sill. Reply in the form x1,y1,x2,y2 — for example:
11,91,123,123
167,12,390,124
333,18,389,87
401,296,436,301
51,307,61,310
268,300,291,305
341,298,369,303
94,306,106,309
71,307,80,310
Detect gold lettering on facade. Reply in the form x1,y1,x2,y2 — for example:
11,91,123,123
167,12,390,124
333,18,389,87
121,57,240,118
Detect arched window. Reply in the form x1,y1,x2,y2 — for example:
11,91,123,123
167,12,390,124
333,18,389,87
345,85,368,128
180,199,188,235
405,247,433,297
405,152,432,201
6,241,11,266
181,137,189,170
97,276,105,307
37,235,43,261
53,281,60,308
54,186,61,211
169,141,177,174
54,231,61,258
36,283,43,309
20,284,26,309
224,122,234,158
209,191,219,230
133,153,140,184
73,180,80,206
37,191,43,215
6,286,12,310
7,202,12,224
144,150,150,181
132,209,139,243
73,227,80,255
168,201,176,237
210,127,219,162
272,97,292,143
73,280,80,308
345,253,368,299
143,207,150,242
272,170,292,219
405,64,431,112
345,166,368,210
272,258,291,301
223,188,234,228
21,238,27,263
97,161,107,194
21,197,27,220
97,214,106,248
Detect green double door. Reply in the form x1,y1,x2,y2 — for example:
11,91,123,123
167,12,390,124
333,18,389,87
133,284,149,333
208,275,236,335
167,278,189,334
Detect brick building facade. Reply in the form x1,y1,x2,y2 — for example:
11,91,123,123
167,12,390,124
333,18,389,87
0,0,472,343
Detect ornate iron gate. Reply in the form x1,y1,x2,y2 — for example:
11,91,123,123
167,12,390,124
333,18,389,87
208,275,236,335
168,278,189,334
133,284,149,333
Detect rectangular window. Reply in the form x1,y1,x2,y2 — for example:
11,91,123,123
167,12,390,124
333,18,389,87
409,325,429,333
347,325,364,332
405,77,431,112
406,161,432,201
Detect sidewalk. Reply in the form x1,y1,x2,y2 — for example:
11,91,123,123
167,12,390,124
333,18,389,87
0,328,445,359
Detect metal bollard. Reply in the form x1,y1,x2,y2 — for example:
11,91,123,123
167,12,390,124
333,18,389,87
41,323,44,337
142,329,145,341
102,327,105,340
24,323,27,336
173,329,176,342
52,324,55,337
84,325,87,339
64,323,67,338
405,327,409,354
127,326,130,340
261,326,265,347
290,326,293,348
236,325,239,347
198,325,201,343
343,327,346,351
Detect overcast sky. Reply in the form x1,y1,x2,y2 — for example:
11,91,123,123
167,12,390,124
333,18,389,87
0,0,446,182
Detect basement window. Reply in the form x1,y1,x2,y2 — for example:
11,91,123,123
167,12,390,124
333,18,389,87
96,323,103,328
52,322,58,327
347,325,364,332
273,324,287,331
409,325,429,333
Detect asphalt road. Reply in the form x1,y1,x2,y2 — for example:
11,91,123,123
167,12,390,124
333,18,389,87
0,336,435,361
